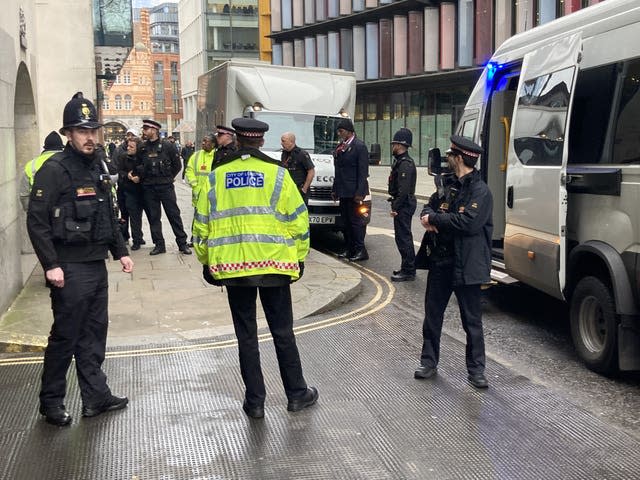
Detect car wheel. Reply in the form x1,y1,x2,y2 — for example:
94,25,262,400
570,276,619,374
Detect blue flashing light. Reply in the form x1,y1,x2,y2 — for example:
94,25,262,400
486,61,501,82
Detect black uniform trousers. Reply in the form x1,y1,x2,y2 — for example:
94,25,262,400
420,264,486,375
393,196,417,274
143,183,188,248
124,186,146,246
117,185,130,242
226,285,307,407
40,261,111,408
340,197,367,254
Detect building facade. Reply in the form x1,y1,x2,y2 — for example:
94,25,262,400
179,0,260,141
101,5,183,140
268,0,604,164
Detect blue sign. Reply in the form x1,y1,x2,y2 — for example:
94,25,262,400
225,171,264,189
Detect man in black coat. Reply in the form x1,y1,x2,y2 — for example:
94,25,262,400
388,128,417,281
414,135,493,389
281,131,315,205
331,119,370,261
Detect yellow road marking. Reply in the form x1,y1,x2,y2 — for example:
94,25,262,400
0,265,395,366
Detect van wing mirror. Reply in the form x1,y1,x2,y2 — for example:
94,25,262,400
428,148,442,176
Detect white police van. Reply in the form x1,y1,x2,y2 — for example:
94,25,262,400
455,0,640,373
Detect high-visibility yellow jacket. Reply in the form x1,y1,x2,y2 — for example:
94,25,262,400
193,149,309,283
185,148,214,207
19,150,60,211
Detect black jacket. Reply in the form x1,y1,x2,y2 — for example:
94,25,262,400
281,146,315,188
213,143,237,167
136,138,182,185
27,145,128,271
415,169,493,285
388,152,417,212
332,136,369,198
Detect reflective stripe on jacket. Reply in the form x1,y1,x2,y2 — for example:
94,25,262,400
193,152,310,282
185,149,214,207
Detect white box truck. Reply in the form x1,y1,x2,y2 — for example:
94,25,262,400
432,0,640,374
195,60,361,229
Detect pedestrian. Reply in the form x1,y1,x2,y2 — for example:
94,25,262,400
193,117,318,419
180,140,195,180
388,128,417,282
118,137,147,250
280,131,315,205
414,135,493,389
19,131,64,211
27,95,133,426
332,118,370,261
212,124,237,166
135,118,191,255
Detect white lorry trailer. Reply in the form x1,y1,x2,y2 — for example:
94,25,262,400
196,60,359,228
435,0,640,374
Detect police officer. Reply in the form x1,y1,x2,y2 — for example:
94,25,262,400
136,119,191,255
193,118,318,419
332,118,370,261
281,131,315,205
414,135,493,389
388,128,417,282
19,131,64,211
212,124,237,166
27,96,134,426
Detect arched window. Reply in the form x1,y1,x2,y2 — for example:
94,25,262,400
115,95,122,110
124,95,132,110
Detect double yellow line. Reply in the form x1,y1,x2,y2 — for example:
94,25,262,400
0,265,395,366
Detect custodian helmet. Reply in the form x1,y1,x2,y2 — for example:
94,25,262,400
59,96,102,134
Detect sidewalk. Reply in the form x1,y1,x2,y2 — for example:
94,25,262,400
0,165,426,351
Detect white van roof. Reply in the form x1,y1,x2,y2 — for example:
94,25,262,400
492,0,640,65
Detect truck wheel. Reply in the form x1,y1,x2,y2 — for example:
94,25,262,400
570,276,619,374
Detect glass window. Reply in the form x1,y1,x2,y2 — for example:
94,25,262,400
114,95,122,110
568,63,616,164
513,67,575,166
171,61,178,75
154,61,163,75
124,95,132,110
173,98,180,113
102,96,109,110
123,71,131,84
156,98,165,113
612,59,640,163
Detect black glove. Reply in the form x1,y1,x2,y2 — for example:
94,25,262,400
202,264,219,285
299,261,305,278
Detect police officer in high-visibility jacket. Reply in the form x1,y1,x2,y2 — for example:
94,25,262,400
193,117,318,420
185,134,215,207
19,131,64,211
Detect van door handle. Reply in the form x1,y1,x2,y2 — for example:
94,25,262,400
507,185,513,208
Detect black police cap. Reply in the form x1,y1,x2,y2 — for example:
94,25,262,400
447,135,483,158
231,118,269,138
215,125,236,136
142,119,162,130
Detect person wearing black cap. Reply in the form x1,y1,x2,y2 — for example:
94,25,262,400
27,95,133,426
136,118,191,255
212,124,237,167
332,118,370,261
19,131,65,211
414,135,493,389
193,117,318,419
388,128,417,282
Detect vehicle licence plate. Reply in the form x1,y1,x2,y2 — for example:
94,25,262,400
309,215,336,224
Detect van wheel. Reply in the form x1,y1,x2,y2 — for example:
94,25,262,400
570,276,619,374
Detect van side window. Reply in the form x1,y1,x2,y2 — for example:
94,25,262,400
568,64,617,164
612,59,640,163
513,67,575,166
461,118,477,138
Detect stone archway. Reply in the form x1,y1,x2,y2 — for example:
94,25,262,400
14,62,38,258
104,121,128,143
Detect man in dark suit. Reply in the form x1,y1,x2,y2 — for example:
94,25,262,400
331,119,370,261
